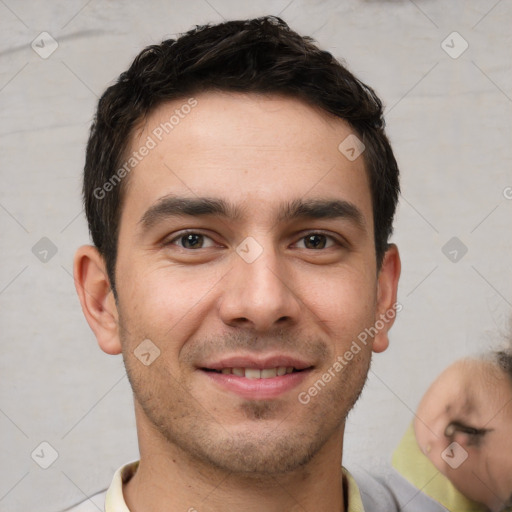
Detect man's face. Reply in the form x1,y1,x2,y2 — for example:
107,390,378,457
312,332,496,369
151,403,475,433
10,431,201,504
112,92,395,475
415,359,512,511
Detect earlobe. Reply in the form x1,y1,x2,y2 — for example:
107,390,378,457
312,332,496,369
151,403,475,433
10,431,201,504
73,245,122,355
372,244,401,354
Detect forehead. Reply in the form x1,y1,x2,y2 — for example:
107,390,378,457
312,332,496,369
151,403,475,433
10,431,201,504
449,360,512,414
121,91,373,227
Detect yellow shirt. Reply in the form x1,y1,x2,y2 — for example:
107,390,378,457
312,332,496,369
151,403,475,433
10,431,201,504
98,460,366,512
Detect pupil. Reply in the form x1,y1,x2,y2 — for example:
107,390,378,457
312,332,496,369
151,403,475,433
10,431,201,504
305,234,326,249
183,234,202,249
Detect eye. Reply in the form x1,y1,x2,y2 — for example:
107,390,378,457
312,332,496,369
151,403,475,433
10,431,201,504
294,233,338,250
444,421,489,437
167,232,217,250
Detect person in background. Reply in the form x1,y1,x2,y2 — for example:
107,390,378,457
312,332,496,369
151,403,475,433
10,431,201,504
384,348,512,512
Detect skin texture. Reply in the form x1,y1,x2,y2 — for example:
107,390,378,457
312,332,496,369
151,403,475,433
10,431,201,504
74,92,401,512
414,358,512,512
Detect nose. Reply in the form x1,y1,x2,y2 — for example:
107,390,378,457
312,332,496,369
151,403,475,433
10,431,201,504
218,244,302,332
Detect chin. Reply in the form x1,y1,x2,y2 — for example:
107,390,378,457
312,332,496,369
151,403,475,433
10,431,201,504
194,432,321,476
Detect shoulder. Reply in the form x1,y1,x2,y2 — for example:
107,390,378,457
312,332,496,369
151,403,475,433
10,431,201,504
59,460,138,512
347,466,400,512
351,465,450,512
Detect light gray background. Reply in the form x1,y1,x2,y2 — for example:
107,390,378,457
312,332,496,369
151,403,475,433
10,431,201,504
1,1,511,510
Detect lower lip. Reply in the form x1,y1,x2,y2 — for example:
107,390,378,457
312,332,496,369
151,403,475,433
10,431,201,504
201,370,312,400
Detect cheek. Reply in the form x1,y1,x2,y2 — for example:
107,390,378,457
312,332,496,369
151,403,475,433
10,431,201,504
116,262,222,347
299,265,376,330
489,433,512,494
116,243,377,352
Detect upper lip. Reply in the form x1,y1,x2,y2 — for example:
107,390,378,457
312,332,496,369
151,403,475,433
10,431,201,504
200,354,313,371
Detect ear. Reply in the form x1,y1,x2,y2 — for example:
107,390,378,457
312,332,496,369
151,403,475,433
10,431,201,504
372,244,401,353
73,245,121,355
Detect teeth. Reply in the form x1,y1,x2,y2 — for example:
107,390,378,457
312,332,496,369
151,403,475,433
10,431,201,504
245,368,261,379
217,367,296,378
261,368,277,378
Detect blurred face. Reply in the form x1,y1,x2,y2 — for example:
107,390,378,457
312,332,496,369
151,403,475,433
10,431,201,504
113,92,398,476
415,359,512,511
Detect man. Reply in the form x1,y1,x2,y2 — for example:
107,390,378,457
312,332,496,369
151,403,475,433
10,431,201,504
71,16,401,512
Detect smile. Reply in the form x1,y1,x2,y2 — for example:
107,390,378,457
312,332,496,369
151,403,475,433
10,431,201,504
204,367,300,378
198,354,314,399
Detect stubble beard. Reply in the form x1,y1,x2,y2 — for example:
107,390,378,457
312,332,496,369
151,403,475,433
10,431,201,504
120,322,372,478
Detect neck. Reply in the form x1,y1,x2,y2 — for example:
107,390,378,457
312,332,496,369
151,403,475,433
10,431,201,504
124,410,347,512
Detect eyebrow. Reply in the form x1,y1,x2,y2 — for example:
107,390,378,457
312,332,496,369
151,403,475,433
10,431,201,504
277,198,365,229
139,195,366,231
139,196,244,230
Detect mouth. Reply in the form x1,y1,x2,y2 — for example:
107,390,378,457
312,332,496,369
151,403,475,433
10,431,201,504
202,366,305,379
199,356,314,399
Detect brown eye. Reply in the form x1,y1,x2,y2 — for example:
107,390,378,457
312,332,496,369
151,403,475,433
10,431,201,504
305,234,326,249
167,232,217,249
296,233,337,250
180,233,204,249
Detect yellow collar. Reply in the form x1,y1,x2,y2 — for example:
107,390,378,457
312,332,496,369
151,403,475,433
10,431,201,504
343,467,365,512
106,461,365,511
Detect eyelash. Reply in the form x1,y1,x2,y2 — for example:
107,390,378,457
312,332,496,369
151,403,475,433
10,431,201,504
444,421,489,438
164,230,344,250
